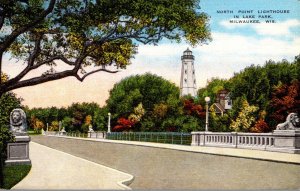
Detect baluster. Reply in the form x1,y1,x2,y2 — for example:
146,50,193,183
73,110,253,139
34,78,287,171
270,137,273,146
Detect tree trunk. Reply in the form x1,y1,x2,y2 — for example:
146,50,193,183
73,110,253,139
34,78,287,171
0,51,3,85
0,146,4,187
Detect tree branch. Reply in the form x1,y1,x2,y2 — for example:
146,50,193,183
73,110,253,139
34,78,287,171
28,34,42,66
0,0,56,53
0,16,4,31
5,69,74,91
34,55,75,69
0,52,3,85
75,68,119,82
3,54,75,89
5,66,119,91
3,35,42,87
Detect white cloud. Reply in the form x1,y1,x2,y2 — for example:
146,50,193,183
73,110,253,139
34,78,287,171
254,19,300,36
131,32,299,89
220,19,300,36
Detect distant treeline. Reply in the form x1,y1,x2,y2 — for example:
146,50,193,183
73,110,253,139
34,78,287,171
24,55,299,133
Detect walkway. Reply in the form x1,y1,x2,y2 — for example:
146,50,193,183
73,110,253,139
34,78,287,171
31,135,300,189
12,141,133,190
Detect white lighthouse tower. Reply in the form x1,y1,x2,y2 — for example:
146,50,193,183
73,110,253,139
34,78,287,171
180,48,197,97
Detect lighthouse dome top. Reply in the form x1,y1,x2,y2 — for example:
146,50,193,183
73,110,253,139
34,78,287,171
183,48,192,54
181,48,194,60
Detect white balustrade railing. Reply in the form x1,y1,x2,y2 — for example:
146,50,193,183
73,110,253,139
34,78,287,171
87,131,106,139
44,129,299,154
192,131,276,150
236,133,274,149
45,131,59,136
44,131,106,139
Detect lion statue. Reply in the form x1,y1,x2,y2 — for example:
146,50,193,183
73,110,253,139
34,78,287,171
276,113,300,130
10,108,28,135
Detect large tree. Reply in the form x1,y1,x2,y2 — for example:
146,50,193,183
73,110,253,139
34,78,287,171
0,0,210,96
106,73,181,131
0,74,22,187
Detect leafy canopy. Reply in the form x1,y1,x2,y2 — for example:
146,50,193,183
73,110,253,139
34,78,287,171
0,0,211,95
106,73,180,117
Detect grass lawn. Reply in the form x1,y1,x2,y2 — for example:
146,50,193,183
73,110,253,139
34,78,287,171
2,164,31,189
27,130,41,135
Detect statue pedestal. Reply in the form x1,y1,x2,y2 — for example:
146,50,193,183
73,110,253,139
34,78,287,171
5,135,31,165
59,128,66,136
59,131,66,136
271,130,300,154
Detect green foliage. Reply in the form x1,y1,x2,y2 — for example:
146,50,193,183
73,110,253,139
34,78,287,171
107,73,182,131
93,107,109,131
62,116,73,132
198,57,299,132
210,111,231,132
0,92,23,126
106,73,207,132
26,102,104,132
0,127,15,159
230,65,270,110
140,118,156,132
197,78,229,104
0,91,21,187
0,126,15,187
176,115,204,132
1,165,31,189
0,0,211,95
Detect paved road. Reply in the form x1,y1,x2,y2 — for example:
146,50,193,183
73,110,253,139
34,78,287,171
31,136,300,189
13,142,132,190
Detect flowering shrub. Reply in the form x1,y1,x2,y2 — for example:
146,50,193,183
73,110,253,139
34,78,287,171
128,103,145,122
183,99,205,118
270,80,300,124
84,115,92,126
30,116,45,133
250,119,270,133
230,100,259,132
113,117,136,131
153,103,168,119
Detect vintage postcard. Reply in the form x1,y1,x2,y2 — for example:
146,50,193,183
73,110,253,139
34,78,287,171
0,0,299,190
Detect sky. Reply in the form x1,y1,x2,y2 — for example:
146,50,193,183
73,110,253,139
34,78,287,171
3,0,300,108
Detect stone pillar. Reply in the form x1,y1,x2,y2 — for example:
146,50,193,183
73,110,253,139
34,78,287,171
198,132,206,146
5,108,31,165
231,132,238,148
191,132,200,146
271,130,300,154
5,136,31,165
191,131,208,146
